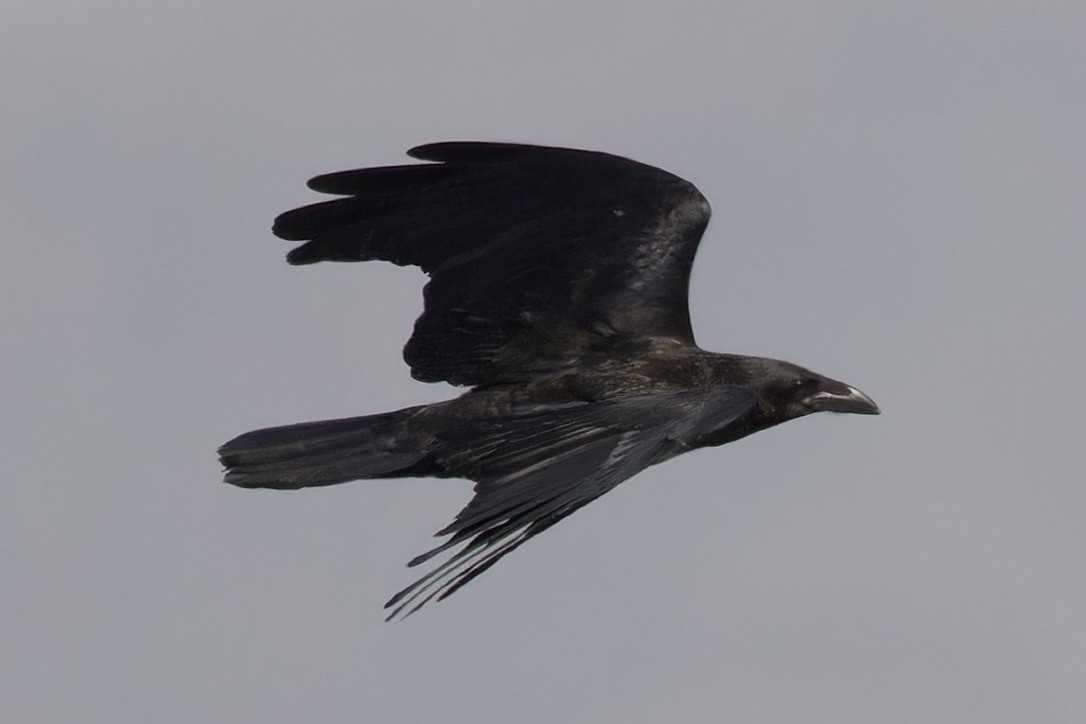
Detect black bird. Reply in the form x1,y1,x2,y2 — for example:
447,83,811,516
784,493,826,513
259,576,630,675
219,142,879,619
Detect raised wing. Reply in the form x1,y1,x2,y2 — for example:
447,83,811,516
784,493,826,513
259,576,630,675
384,386,757,619
273,142,712,386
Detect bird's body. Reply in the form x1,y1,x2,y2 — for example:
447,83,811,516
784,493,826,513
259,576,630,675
220,142,878,618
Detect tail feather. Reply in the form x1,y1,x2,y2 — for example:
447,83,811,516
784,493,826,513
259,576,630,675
219,407,430,489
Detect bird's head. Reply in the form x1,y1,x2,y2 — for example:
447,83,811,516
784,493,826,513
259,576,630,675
748,359,880,422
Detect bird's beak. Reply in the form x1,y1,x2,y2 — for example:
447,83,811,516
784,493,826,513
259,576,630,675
804,381,880,415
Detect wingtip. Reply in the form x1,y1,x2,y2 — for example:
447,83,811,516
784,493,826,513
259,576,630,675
406,141,467,162
406,141,514,163
285,244,320,265
305,174,334,193
406,141,568,164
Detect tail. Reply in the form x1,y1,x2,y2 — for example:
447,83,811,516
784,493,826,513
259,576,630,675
219,406,433,489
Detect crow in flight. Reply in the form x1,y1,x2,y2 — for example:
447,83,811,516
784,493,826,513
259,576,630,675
219,142,879,619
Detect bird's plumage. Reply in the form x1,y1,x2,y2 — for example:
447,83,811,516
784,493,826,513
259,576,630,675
274,142,710,385
219,142,878,619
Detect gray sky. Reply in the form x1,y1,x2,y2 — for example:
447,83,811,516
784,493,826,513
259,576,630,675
3,2,1085,722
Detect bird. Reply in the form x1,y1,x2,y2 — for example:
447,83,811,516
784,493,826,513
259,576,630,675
219,141,879,619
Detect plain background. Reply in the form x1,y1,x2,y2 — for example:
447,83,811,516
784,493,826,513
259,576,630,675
3,2,1084,722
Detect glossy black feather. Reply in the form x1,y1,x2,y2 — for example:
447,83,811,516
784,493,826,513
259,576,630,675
381,388,759,619
220,142,879,619
274,142,711,385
